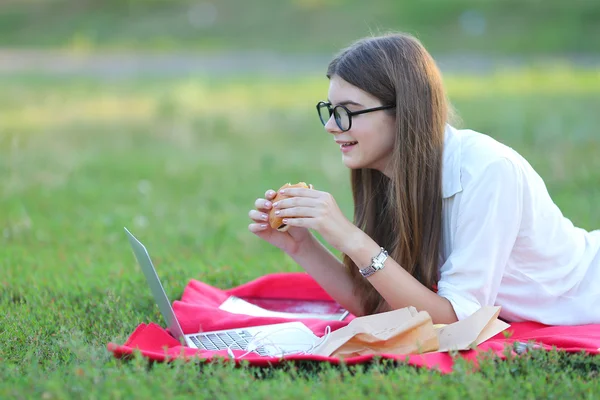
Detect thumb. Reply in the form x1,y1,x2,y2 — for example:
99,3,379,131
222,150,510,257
249,224,290,250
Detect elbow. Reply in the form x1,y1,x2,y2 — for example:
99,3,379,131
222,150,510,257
433,296,460,325
435,309,459,325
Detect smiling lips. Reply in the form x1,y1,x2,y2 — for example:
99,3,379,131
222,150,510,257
336,140,358,152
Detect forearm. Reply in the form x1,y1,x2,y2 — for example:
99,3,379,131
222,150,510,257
289,235,364,316
343,229,459,325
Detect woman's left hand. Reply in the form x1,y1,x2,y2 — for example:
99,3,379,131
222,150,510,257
271,186,358,253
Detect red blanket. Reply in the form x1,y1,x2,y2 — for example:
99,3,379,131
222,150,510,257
107,272,600,373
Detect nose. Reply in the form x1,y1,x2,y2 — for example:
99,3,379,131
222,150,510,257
324,114,341,134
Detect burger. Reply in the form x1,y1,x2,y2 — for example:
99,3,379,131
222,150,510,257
269,182,314,232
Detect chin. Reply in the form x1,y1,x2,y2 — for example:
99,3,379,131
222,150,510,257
342,153,372,169
341,158,362,170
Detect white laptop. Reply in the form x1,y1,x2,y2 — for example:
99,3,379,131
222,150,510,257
124,227,320,357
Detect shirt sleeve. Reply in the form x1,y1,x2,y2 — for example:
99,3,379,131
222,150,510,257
436,157,524,321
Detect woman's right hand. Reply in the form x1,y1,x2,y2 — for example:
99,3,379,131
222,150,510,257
248,189,313,256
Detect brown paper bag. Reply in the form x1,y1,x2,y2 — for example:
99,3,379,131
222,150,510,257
433,306,510,352
312,307,439,358
311,305,510,358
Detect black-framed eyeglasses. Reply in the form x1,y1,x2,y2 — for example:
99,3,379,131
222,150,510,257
316,101,395,132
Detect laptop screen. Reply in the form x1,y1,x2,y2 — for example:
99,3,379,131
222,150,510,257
124,227,186,344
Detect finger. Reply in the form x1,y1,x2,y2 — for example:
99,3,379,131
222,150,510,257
248,223,269,233
254,197,273,211
281,218,312,228
248,209,270,223
278,187,322,198
265,189,277,200
272,207,318,219
272,197,316,209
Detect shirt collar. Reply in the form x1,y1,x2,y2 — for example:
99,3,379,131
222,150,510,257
442,124,463,198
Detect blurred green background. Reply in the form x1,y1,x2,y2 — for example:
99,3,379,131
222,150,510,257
1,0,600,397
1,0,600,54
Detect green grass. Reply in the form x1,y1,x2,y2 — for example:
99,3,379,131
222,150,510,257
1,0,599,54
1,66,600,397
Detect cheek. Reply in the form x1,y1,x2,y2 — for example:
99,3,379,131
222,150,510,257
377,118,396,149
349,116,395,154
361,121,395,153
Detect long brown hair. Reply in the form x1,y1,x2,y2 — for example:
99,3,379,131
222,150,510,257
327,33,450,315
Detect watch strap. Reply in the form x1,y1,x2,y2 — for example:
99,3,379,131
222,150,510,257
359,247,388,278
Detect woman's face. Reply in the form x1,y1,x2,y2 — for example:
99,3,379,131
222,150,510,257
324,75,396,175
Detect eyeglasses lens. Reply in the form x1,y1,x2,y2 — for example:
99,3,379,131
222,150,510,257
334,107,350,131
318,103,331,126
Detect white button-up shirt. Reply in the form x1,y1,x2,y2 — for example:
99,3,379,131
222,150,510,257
436,124,600,325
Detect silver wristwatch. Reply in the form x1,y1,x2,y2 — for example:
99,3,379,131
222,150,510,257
359,247,388,278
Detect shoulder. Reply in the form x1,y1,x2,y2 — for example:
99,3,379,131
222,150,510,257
453,126,524,185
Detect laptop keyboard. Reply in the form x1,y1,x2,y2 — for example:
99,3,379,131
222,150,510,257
188,330,269,356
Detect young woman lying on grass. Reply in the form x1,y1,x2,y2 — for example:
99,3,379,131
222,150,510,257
248,32,600,326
